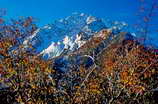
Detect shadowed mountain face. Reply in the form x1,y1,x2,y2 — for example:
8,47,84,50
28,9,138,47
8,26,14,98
52,30,135,72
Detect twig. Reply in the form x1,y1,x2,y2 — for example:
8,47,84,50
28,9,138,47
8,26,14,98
80,64,97,87
108,87,124,104
140,60,157,75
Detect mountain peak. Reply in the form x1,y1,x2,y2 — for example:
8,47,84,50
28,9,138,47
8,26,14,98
23,13,129,59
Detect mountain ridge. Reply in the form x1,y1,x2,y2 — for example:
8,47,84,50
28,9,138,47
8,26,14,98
23,13,129,59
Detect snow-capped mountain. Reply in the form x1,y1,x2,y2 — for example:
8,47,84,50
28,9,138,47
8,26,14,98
24,13,128,59
23,13,107,59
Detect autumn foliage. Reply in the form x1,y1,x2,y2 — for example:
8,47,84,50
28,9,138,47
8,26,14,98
0,15,158,104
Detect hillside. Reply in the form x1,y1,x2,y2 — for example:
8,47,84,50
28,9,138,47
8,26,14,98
50,29,158,104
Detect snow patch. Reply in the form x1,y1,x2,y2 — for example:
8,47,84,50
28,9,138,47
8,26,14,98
86,16,96,24
40,42,62,58
131,33,136,37
80,13,85,16
75,34,86,47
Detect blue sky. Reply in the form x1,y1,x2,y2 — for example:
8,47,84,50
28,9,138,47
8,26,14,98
0,0,140,26
0,0,158,47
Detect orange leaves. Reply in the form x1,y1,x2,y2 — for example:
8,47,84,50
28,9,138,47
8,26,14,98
120,71,128,81
97,39,158,98
0,14,157,103
22,17,32,27
106,60,114,67
0,18,4,24
102,58,117,77
89,84,101,94
120,71,137,87
16,95,24,103
0,17,57,103
30,84,36,89
86,79,101,94
0,39,14,58
131,86,145,95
